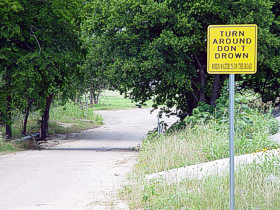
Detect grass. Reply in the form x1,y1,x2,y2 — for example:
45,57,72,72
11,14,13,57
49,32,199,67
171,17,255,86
92,90,153,110
136,117,278,175
120,104,280,208
0,141,20,154
48,101,103,135
122,153,280,209
7,101,103,138
0,101,103,154
0,140,34,155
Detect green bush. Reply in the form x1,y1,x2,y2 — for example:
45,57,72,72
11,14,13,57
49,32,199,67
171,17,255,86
168,90,279,138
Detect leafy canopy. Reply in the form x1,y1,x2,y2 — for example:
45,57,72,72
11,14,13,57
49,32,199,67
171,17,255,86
82,0,280,118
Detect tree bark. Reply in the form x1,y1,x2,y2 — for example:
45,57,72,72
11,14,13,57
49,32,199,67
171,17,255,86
93,94,99,104
75,92,80,104
22,99,34,135
5,94,12,139
210,75,221,107
5,124,12,140
40,94,54,140
195,55,206,102
5,78,12,140
210,75,227,107
90,91,93,105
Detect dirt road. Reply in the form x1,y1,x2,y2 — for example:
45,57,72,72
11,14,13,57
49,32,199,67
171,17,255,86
0,108,177,210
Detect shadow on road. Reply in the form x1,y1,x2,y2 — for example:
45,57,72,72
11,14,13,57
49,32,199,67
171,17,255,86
45,147,137,152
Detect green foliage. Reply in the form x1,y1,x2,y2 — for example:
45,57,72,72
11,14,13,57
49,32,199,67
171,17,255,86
0,139,31,154
168,88,280,136
82,0,280,118
0,141,18,153
241,0,280,103
0,0,84,138
91,90,151,110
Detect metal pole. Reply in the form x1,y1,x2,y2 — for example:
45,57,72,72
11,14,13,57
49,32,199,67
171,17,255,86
158,114,160,135
85,93,88,120
229,74,235,210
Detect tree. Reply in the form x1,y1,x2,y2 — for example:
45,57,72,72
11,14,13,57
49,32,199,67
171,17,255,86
18,0,84,139
241,0,280,104
0,0,84,139
82,51,110,105
0,0,25,138
82,0,279,118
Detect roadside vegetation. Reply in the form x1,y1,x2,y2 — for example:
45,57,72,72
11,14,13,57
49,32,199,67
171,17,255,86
122,155,280,209
0,101,103,154
0,90,148,154
0,141,30,155
120,91,280,209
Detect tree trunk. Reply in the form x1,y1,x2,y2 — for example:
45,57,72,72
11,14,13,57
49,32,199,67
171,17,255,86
5,124,12,140
40,94,54,140
5,116,12,140
78,94,82,105
93,94,99,104
90,91,93,105
22,99,34,135
75,92,80,104
210,75,227,107
5,80,12,140
195,55,206,102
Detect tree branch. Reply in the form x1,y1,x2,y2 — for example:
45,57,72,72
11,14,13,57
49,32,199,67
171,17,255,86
30,27,42,54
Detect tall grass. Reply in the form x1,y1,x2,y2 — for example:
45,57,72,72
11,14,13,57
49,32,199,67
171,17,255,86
121,118,280,208
50,101,102,124
121,92,280,208
137,114,278,175
48,101,103,135
123,154,280,209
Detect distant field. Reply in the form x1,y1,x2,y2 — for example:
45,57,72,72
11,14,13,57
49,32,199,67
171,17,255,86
92,90,153,110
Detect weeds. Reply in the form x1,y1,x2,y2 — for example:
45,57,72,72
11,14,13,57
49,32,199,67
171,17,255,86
136,114,278,175
121,91,280,208
0,140,34,155
131,154,280,209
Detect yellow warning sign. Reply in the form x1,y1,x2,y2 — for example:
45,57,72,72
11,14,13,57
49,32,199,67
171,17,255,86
207,24,257,74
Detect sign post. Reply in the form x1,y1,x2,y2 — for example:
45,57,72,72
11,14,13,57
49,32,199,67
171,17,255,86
207,24,257,210
229,73,235,210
